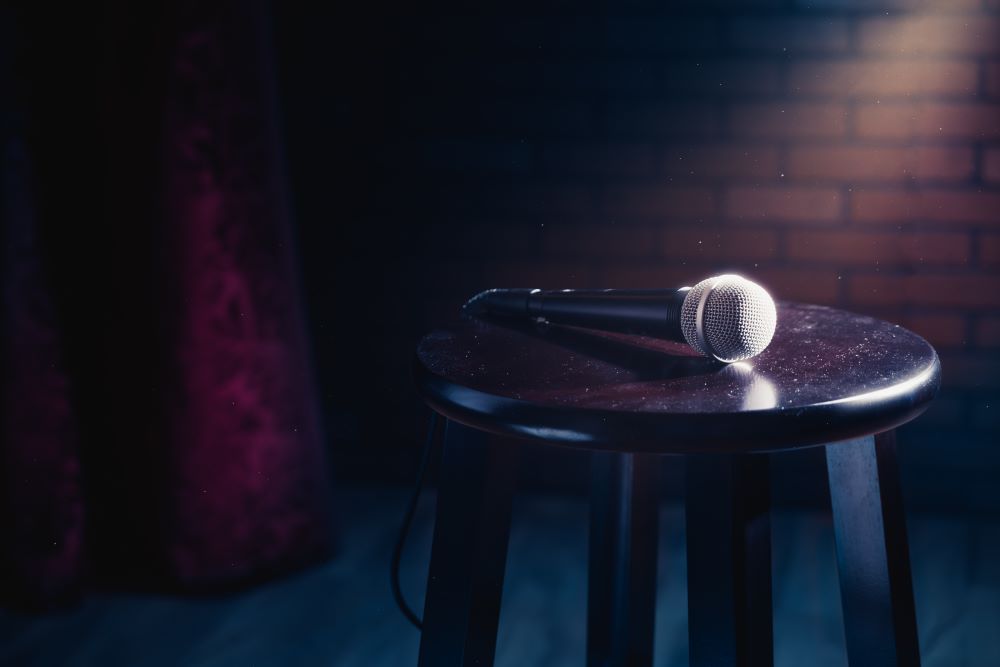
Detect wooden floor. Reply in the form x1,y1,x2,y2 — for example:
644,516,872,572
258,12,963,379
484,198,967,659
1,486,998,666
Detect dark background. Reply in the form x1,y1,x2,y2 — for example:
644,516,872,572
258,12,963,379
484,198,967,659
2,0,999,664
273,1,1000,511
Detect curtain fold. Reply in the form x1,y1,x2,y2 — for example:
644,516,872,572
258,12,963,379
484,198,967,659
157,0,334,586
0,122,87,609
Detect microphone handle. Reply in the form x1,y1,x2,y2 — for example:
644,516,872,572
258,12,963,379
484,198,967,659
468,288,690,341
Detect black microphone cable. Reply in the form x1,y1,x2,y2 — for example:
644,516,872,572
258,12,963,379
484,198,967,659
390,410,442,631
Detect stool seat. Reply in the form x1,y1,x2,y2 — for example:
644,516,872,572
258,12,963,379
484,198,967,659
415,302,940,453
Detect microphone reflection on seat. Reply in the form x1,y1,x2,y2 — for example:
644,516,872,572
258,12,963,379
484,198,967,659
724,361,779,411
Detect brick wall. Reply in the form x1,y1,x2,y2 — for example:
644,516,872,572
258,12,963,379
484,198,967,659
278,0,1000,510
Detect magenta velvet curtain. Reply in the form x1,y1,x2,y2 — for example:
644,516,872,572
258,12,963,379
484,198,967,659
158,1,334,586
0,0,334,606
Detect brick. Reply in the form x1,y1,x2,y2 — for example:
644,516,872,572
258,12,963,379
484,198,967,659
851,189,1000,226
420,260,491,294
438,183,595,216
787,147,907,182
420,221,546,259
730,103,848,139
800,0,980,7
912,146,978,182
898,314,968,348
542,224,660,259
408,139,533,173
664,60,781,95
989,62,1000,98
982,234,1000,264
909,395,966,427
730,18,849,53
505,184,596,215
607,18,719,52
937,354,1000,389
610,102,720,138
753,268,841,303
518,18,603,53
662,227,779,260
652,0,784,6
598,60,670,92
662,145,780,181
789,60,977,97
480,261,598,288
786,146,974,183
401,96,597,137
594,263,716,289
984,148,1000,184
854,104,914,140
786,230,970,265
976,317,1000,346
913,104,1000,140
487,60,669,94
858,310,969,348
859,17,1000,56
482,99,597,137
602,265,840,303
855,103,1000,140
725,186,843,224
603,186,717,220
973,400,1000,431
849,274,1000,309
408,18,551,54
408,18,495,53
541,142,656,177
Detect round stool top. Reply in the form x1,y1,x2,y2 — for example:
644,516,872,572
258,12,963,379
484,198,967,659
414,302,940,453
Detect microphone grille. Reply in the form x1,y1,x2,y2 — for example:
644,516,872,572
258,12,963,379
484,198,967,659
680,275,777,362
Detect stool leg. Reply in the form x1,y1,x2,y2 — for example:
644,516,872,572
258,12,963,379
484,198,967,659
417,421,518,667
686,453,772,667
826,433,920,667
587,452,661,667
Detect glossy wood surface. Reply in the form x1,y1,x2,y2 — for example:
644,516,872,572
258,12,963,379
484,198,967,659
414,303,940,453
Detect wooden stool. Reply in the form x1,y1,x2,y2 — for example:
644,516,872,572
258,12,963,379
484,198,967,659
413,302,940,667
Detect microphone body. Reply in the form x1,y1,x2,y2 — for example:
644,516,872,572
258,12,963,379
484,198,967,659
467,288,691,342
464,275,778,363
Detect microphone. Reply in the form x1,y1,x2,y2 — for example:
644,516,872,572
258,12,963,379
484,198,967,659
463,274,777,363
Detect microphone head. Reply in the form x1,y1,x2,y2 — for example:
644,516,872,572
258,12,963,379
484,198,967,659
680,275,777,362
